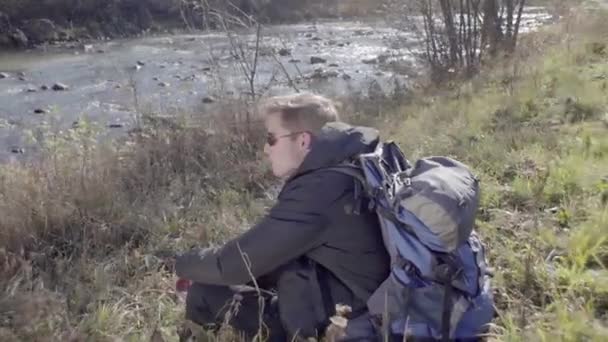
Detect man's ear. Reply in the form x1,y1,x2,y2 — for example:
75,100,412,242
300,132,313,150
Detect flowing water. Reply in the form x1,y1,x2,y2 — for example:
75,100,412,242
0,9,554,162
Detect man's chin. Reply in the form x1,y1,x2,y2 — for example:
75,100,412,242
273,167,297,180
271,168,286,179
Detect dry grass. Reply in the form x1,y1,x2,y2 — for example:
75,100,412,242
1,2,608,342
0,111,274,341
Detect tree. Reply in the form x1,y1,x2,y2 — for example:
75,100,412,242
390,0,527,82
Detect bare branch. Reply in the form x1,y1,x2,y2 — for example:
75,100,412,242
271,54,300,93
249,23,263,100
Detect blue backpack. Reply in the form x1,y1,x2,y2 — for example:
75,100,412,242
329,141,495,341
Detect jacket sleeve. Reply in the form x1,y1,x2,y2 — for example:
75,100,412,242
175,172,351,285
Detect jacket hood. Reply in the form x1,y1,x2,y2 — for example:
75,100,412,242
293,122,380,176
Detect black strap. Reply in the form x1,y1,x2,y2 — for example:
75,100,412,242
325,165,368,189
315,261,369,335
325,165,371,216
442,281,453,342
313,260,336,337
435,256,461,342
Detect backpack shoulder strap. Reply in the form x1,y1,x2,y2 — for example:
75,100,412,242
325,164,367,185
323,164,372,215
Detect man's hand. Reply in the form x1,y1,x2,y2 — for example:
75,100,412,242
176,278,192,292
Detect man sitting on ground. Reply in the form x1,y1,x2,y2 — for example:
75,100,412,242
175,92,390,341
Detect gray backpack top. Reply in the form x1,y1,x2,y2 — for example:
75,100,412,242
329,141,494,341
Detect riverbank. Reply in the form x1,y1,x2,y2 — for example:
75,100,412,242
0,0,383,50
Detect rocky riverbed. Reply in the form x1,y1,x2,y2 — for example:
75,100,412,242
0,9,554,163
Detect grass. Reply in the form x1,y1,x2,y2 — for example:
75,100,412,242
1,3,608,342
375,5,608,340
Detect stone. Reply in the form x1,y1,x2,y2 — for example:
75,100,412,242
278,48,291,56
52,82,69,91
362,58,378,64
34,108,47,114
10,147,25,154
3,28,28,48
21,19,58,44
323,70,339,78
377,54,390,63
309,69,339,80
0,72,9,79
57,29,74,41
202,96,215,104
310,56,327,64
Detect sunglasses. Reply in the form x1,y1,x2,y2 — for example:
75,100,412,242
266,131,309,146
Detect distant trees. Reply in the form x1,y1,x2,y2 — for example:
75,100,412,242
390,0,527,81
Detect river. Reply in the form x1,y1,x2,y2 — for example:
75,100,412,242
0,9,554,162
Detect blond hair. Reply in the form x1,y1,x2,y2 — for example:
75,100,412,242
259,92,340,134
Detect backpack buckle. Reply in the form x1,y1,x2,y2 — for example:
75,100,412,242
435,264,453,284
393,254,417,274
435,262,463,284
395,172,411,186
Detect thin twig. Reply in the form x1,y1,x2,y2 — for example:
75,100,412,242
250,22,262,100
271,53,300,93
236,242,266,341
